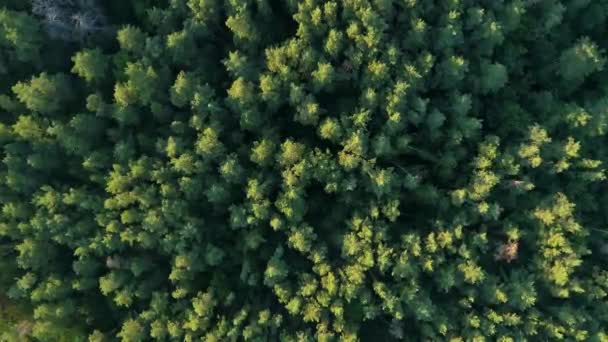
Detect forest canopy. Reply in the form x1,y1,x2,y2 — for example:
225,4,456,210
1,0,608,341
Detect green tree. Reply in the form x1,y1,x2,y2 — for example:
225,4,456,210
0,8,42,63
118,319,145,342
559,37,605,82
12,73,71,113
71,49,109,83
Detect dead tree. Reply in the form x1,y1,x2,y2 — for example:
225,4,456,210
32,0,108,42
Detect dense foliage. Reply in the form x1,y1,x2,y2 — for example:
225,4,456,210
2,0,608,340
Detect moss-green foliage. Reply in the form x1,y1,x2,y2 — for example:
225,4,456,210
1,0,608,341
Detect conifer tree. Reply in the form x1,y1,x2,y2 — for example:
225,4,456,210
0,1,608,341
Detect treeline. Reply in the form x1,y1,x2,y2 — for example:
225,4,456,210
1,0,608,341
